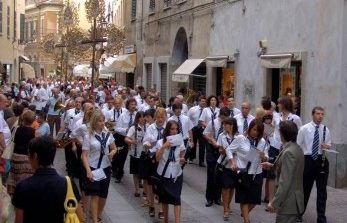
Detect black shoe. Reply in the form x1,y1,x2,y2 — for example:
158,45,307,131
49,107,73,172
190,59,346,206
199,163,206,167
296,216,303,222
205,200,213,207
214,199,222,205
115,179,121,183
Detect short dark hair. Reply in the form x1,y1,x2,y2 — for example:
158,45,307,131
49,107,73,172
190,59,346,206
144,108,156,118
261,96,272,110
125,98,137,109
278,96,293,112
219,107,230,117
28,136,57,166
172,102,183,111
312,106,324,115
279,120,298,142
198,95,206,101
12,103,24,117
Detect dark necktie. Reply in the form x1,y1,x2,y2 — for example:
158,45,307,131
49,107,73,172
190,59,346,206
312,125,319,160
229,109,234,117
226,137,232,145
168,146,176,162
95,132,107,156
199,107,203,118
157,127,164,140
75,109,80,115
177,116,183,136
217,124,223,139
243,116,248,132
128,113,133,128
248,136,256,148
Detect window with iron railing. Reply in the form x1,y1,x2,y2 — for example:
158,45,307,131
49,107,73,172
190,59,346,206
7,6,10,39
164,0,172,8
20,14,25,43
149,0,155,12
0,2,3,35
131,0,136,20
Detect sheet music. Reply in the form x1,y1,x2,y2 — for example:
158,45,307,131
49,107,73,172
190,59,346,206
92,168,106,181
167,134,184,147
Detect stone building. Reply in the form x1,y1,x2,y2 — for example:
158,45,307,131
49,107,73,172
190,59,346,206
24,0,63,78
124,0,347,187
0,0,25,83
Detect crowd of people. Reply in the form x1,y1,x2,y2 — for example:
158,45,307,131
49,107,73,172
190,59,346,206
0,78,332,223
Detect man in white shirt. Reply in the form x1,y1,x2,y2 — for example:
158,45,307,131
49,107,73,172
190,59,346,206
187,95,207,166
234,102,255,134
296,106,331,223
113,98,137,183
168,102,193,145
226,97,241,117
175,95,188,115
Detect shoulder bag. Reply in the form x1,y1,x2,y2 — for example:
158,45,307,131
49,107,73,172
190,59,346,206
150,156,171,196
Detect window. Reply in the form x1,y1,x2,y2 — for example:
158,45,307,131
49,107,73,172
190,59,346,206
20,14,24,43
7,6,10,39
14,11,16,41
164,0,172,8
131,0,136,20
149,0,155,12
0,2,2,34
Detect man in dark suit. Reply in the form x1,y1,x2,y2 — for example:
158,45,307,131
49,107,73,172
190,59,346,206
262,121,304,223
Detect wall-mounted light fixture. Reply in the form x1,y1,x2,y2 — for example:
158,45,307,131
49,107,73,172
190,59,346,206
257,39,268,57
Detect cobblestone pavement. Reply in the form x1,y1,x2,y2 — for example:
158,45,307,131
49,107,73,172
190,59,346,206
54,149,347,223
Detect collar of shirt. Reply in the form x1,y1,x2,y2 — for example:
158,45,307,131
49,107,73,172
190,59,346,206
33,167,58,176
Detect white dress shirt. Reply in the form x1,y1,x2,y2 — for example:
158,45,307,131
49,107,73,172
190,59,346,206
143,122,166,150
188,105,204,126
0,116,11,146
168,114,193,140
155,139,185,179
199,107,220,126
216,132,235,166
297,121,332,155
126,124,146,158
228,107,241,117
82,130,115,169
115,110,137,136
64,108,83,131
104,107,126,122
70,121,88,144
203,118,223,140
234,113,255,134
226,135,268,175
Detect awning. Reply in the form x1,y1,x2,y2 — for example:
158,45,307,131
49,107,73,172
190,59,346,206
21,63,35,78
100,53,136,74
19,55,30,61
172,59,205,82
73,64,92,77
260,54,293,69
205,56,229,67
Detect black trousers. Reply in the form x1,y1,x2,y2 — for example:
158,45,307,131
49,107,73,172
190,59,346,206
64,142,82,178
205,143,221,202
112,133,129,180
302,155,329,223
190,126,206,163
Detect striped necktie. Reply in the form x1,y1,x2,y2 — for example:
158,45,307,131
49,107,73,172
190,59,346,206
217,124,223,139
128,113,133,128
243,116,248,132
177,116,183,136
312,125,319,160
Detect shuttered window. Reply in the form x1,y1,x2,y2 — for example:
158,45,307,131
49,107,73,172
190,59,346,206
160,63,167,102
145,63,152,91
0,2,2,34
149,0,155,12
164,0,172,8
20,14,24,42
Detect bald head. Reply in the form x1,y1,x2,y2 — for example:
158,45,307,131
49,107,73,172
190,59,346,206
241,102,251,117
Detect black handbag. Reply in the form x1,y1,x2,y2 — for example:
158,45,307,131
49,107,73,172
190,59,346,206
236,162,251,189
151,157,171,196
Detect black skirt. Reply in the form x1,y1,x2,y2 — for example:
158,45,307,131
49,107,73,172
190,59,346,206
130,155,140,175
83,167,111,199
139,153,151,180
147,158,159,185
221,169,237,189
159,174,183,205
235,173,263,204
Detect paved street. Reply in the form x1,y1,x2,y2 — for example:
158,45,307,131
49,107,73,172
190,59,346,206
54,149,347,223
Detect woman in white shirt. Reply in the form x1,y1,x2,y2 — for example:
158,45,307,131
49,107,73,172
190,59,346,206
81,110,117,223
216,117,238,221
199,95,220,128
227,119,268,223
155,120,186,223
125,111,146,197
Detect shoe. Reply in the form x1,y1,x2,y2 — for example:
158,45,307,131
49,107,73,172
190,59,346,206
188,159,194,164
134,192,140,197
199,163,206,167
158,212,164,219
115,179,121,183
223,213,229,221
205,200,213,207
214,199,222,205
149,207,155,217
142,192,147,197
296,216,303,222
262,199,269,203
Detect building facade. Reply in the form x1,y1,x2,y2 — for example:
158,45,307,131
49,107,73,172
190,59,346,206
125,0,347,187
0,0,25,83
24,0,63,78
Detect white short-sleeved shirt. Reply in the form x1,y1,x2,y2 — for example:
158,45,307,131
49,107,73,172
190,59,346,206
297,121,332,156
234,113,255,134
168,114,193,140
203,118,222,140
0,116,11,146
199,107,220,126
228,107,241,117
143,122,166,151
155,139,186,179
70,121,88,144
64,108,83,131
82,130,115,169
188,105,204,126
126,124,146,158
226,135,268,175
115,110,137,136
216,133,235,167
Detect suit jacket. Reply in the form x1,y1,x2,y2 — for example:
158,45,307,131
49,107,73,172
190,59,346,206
272,141,305,215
